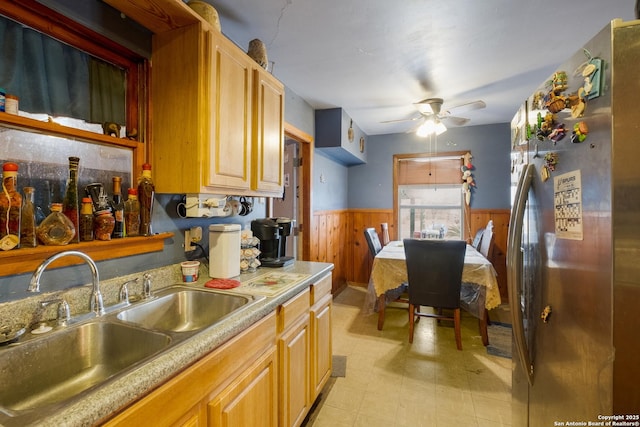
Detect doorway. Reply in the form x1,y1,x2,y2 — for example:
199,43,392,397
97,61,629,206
272,138,300,258
268,123,313,261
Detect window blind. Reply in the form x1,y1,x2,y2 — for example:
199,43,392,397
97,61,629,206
397,157,462,185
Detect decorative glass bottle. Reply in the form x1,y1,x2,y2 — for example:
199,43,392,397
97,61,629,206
94,209,115,241
137,163,155,236
62,156,80,243
37,203,75,245
79,197,94,241
0,162,22,250
124,188,140,237
20,187,37,248
110,176,125,238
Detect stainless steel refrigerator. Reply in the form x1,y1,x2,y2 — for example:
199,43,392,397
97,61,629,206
508,19,640,426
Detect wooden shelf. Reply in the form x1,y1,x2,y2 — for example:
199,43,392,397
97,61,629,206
0,232,174,277
0,112,141,150
0,112,163,278
103,0,201,34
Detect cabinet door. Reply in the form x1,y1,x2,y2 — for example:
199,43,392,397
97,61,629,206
252,68,284,195
152,24,205,194
207,31,253,190
278,316,310,427
311,294,332,399
208,347,277,427
173,403,206,427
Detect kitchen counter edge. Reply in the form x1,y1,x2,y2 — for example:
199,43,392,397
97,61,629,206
33,261,334,427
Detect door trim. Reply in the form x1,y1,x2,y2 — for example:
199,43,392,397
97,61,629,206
270,123,312,261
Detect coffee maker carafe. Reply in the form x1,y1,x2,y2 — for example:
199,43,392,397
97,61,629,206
251,218,294,267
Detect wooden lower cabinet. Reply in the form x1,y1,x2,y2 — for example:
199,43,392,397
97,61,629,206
208,347,278,427
172,403,206,427
311,292,332,398
102,313,277,427
277,273,333,427
278,315,310,427
103,272,333,427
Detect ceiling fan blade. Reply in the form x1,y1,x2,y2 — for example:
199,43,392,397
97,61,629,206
414,97,443,115
443,100,486,116
380,116,422,124
441,115,470,126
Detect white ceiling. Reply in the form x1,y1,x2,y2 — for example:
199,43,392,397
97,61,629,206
198,0,636,135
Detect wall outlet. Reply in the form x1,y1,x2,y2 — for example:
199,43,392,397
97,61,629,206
184,226,202,252
190,226,202,243
184,230,195,252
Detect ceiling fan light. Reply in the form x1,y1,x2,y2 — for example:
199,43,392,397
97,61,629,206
435,120,447,135
416,118,436,137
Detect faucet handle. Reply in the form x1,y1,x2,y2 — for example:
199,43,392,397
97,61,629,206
142,273,152,299
119,278,139,305
40,299,71,326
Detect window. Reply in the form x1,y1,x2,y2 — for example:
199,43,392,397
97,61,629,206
0,14,126,129
398,184,463,240
0,1,148,140
0,0,159,278
393,151,469,241
0,1,146,219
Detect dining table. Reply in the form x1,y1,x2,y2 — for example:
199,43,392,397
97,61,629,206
365,240,501,345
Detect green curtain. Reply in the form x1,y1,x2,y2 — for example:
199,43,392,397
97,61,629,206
0,15,125,126
89,58,126,125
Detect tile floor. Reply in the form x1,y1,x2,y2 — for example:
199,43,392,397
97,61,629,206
305,285,512,427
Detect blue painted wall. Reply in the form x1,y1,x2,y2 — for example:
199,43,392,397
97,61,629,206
283,89,352,212
348,123,511,210
284,86,314,137
312,151,349,211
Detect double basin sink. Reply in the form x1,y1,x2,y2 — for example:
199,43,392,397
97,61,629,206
0,285,264,424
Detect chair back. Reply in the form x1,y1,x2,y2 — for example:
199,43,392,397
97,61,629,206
403,239,467,309
478,223,494,259
380,223,390,245
471,227,484,249
364,228,382,257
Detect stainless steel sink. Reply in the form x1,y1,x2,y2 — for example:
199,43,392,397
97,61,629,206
117,288,255,332
0,285,264,425
0,321,170,414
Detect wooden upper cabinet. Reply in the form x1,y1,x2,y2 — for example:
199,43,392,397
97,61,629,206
208,31,253,190
253,69,285,194
151,23,284,196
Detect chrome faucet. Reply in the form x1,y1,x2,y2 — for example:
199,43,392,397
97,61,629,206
119,278,139,305
28,251,105,316
40,298,71,326
119,274,152,304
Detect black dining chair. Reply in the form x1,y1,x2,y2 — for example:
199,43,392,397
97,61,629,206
403,238,467,350
364,227,382,257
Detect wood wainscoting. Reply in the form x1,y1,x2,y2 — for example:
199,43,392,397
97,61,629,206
468,209,510,303
310,208,510,302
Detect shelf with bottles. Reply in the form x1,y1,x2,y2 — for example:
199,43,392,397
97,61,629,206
0,232,174,278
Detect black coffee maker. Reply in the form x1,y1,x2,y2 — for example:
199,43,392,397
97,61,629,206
251,218,294,267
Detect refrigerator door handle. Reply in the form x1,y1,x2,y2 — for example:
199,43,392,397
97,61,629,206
507,163,535,386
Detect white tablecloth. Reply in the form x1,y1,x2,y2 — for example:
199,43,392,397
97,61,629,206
365,241,501,315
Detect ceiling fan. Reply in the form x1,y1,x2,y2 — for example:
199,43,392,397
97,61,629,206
383,97,486,136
